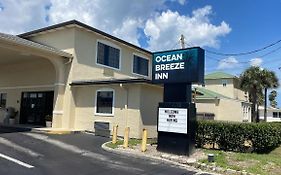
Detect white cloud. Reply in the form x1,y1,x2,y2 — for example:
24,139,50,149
217,56,239,69
0,0,49,34
250,58,263,66
177,0,187,5
0,1,231,52
144,6,231,51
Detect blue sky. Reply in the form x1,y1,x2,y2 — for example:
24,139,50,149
0,0,281,106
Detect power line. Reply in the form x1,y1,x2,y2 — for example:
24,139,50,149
205,39,281,56
206,45,281,64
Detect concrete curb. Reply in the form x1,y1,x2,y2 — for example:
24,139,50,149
33,129,81,135
101,141,217,175
102,142,258,175
0,124,83,135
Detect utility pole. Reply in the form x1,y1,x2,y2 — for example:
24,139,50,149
180,34,185,49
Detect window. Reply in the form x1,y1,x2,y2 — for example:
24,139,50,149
96,89,114,115
222,79,227,87
279,112,281,118
273,112,278,118
0,93,7,108
133,55,149,76
97,41,120,69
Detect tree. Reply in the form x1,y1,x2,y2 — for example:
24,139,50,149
269,90,278,108
240,67,279,122
260,69,279,122
240,66,264,122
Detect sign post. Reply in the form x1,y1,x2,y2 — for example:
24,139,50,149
152,47,204,155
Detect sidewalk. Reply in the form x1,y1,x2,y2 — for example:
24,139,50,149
0,123,83,134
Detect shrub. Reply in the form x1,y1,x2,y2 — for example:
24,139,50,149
196,120,281,153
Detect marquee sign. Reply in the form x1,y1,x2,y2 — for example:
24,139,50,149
158,108,188,134
152,47,204,84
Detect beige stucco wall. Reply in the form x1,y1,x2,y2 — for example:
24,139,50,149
27,28,75,54
204,79,235,99
195,99,219,119
139,84,163,138
72,28,152,81
0,58,56,122
73,84,144,138
0,59,55,87
216,99,243,122
204,79,248,101
27,27,154,131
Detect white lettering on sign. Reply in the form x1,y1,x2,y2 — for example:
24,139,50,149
155,53,183,63
155,73,168,80
154,52,186,81
155,62,185,71
158,108,187,134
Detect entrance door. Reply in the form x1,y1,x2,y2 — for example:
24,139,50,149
20,91,54,126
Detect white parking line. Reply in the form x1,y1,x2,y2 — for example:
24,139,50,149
0,153,34,169
0,137,43,158
23,133,143,173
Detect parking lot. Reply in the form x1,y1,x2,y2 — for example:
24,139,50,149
0,126,211,175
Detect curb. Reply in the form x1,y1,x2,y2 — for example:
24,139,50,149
101,142,217,175
0,124,82,135
102,142,257,175
31,129,83,135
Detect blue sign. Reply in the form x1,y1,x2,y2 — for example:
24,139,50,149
152,47,205,84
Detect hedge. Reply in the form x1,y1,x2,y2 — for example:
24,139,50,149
196,120,281,153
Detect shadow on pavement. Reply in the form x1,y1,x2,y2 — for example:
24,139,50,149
0,124,35,134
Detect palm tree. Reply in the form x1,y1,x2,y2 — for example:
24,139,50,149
240,66,264,122
240,67,279,122
269,90,278,108
260,69,279,122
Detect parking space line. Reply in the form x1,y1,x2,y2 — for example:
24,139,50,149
0,137,43,158
0,153,34,169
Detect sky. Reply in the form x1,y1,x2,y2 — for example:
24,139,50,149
0,0,281,106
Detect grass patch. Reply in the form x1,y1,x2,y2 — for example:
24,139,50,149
200,146,281,175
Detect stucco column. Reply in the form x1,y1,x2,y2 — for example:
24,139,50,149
48,58,67,128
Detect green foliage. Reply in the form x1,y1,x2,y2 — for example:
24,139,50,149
269,90,278,108
196,120,281,153
239,66,279,122
45,115,53,121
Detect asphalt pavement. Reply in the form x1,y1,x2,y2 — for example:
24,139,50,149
0,126,211,175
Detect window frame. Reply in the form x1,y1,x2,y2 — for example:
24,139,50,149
131,53,150,77
94,88,115,116
96,40,121,71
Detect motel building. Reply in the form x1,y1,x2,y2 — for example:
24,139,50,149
0,20,253,139
0,20,163,138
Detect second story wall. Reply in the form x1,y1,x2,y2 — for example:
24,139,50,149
204,78,248,101
204,78,235,99
26,27,76,55
72,28,152,81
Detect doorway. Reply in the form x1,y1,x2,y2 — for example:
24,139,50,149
20,91,54,126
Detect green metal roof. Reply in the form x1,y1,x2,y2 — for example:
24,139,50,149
193,87,230,99
205,72,236,80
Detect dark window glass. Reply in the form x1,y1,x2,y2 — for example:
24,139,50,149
133,55,149,76
0,93,6,108
96,91,113,114
273,112,278,118
279,112,281,118
97,42,120,69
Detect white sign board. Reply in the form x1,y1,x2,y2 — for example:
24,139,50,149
158,108,188,134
